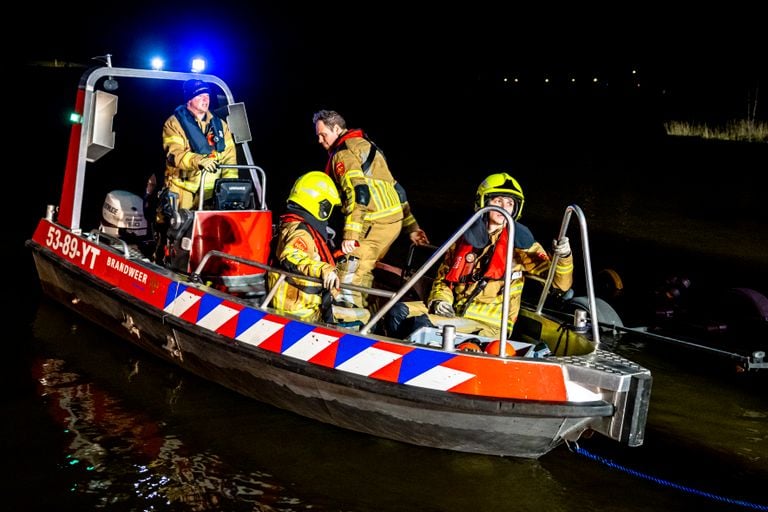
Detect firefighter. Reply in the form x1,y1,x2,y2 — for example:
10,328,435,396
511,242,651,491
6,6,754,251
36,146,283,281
162,79,238,210
267,171,369,326
313,110,430,309
385,173,574,339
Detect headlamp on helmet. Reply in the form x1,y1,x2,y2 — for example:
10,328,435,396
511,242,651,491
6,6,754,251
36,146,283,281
287,171,341,221
474,172,525,220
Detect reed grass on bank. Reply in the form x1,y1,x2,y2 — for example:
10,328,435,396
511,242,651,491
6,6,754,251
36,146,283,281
664,119,768,142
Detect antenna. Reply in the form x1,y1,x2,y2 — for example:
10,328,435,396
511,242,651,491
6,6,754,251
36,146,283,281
92,54,118,91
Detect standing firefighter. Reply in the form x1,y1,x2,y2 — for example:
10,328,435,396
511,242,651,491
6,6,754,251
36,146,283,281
313,110,430,308
162,79,238,209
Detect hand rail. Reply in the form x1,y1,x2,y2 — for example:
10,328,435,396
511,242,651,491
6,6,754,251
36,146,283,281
188,250,396,312
87,229,130,259
186,205,602,355
189,206,515,350
534,204,601,347
360,206,517,357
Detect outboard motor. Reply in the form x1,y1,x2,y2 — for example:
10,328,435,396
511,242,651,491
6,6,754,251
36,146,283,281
100,190,154,257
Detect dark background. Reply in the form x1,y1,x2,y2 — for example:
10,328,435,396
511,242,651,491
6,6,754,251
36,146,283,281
19,4,768,321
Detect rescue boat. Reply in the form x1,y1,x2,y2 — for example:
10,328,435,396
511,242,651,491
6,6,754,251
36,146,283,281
26,63,652,458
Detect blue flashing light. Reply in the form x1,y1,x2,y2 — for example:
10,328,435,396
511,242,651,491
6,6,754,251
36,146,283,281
191,57,206,73
150,57,164,70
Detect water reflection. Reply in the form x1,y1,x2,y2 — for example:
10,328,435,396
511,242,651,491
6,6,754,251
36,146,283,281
22,299,768,511
32,333,306,510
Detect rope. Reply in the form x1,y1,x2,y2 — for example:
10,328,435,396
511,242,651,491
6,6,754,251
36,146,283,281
569,442,768,510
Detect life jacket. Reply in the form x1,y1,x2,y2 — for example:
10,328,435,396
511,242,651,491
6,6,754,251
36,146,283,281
324,129,379,177
174,105,226,155
445,228,509,283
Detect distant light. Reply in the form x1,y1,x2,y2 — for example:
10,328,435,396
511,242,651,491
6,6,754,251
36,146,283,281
571,77,576,83
631,69,637,74
503,77,508,82
150,57,164,70
544,77,549,83
191,58,206,73
592,77,598,83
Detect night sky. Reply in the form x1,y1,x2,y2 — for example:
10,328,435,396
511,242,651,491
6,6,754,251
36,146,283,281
16,3,768,308
21,3,767,205
24,4,766,99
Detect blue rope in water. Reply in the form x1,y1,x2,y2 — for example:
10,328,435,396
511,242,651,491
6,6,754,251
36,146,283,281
572,444,768,511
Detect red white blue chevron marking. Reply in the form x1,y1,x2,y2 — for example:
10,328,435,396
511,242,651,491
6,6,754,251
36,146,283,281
162,283,471,389
161,282,569,400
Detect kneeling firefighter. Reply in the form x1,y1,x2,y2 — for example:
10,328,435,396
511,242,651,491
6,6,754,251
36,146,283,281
267,171,369,326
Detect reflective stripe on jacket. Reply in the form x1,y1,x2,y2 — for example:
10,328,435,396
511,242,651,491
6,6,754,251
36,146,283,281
326,129,420,241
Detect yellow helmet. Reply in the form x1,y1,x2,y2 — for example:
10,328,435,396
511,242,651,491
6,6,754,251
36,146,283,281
474,172,525,220
287,171,341,221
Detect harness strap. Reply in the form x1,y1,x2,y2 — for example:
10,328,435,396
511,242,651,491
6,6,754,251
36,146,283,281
361,142,377,175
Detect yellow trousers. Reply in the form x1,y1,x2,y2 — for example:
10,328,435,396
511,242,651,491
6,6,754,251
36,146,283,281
337,220,401,308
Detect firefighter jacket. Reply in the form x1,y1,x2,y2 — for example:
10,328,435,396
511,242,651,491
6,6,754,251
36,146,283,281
428,221,574,333
325,129,420,242
267,212,336,322
162,106,237,203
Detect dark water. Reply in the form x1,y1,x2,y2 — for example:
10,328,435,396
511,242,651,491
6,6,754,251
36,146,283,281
12,65,768,511
7,291,767,511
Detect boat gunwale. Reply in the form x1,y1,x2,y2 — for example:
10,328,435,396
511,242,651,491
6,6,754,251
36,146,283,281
27,236,618,419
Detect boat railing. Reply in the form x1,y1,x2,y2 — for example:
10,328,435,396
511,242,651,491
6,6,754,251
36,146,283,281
362,206,519,351
82,201,594,354
189,250,397,305
189,206,517,350
86,229,132,259
534,204,601,347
